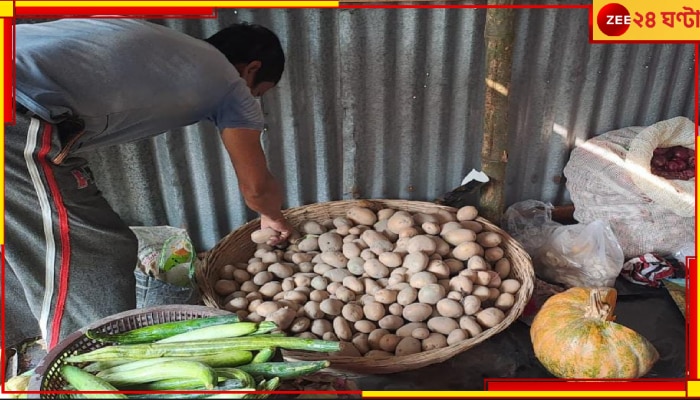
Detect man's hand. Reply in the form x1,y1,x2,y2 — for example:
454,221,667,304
260,213,295,246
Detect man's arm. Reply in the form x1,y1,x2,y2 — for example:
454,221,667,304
220,127,292,245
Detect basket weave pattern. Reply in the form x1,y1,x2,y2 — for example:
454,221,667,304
27,305,230,398
197,199,535,374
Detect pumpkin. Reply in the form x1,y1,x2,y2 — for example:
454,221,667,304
530,287,659,378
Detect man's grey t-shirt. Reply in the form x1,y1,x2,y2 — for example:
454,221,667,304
15,18,264,153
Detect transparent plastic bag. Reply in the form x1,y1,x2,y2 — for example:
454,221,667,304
536,220,624,288
504,201,625,288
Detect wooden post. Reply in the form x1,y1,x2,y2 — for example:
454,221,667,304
479,0,516,223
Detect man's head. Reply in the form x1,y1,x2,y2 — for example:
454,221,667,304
205,22,285,97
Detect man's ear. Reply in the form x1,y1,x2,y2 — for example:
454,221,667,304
240,61,262,88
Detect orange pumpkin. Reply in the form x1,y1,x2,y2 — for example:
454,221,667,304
530,287,659,378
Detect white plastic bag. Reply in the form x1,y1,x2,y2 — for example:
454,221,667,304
504,200,624,288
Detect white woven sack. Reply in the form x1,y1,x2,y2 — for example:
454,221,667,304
563,117,695,259
624,116,695,217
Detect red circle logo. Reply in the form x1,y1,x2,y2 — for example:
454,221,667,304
597,3,631,36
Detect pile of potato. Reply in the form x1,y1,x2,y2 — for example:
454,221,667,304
213,205,523,358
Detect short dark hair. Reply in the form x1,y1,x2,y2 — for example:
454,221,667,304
205,22,285,85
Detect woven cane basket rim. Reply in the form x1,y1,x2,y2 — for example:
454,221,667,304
197,199,534,374
26,305,232,399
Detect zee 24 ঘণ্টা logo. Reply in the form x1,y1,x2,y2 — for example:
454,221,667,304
597,2,700,38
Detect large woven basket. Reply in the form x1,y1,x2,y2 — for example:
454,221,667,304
27,305,231,399
197,199,534,374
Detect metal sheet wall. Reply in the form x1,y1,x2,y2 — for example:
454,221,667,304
73,7,695,251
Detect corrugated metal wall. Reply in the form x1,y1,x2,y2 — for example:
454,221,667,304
72,7,695,251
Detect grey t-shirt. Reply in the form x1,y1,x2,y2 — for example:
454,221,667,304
15,18,264,152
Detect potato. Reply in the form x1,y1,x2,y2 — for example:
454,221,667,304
427,316,460,335
247,298,263,313
333,316,353,341
476,231,502,248
320,252,348,269
433,237,452,257
354,320,376,334
346,257,366,276
224,297,248,313
214,279,239,296
281,278,295,292
418,284,446,305
363,302,386,322
452,242,485,261
219,264,237,280
426,260,450,279
311,319,333,337
459,268,478,280
393,237,411,254
227,291,249,303
436,298,463,318
447,329,469,345
336,341,362,357
312,264,332,276
403,252,429,273
255,301,281,317
406,235,437,255
360,248,376,260
409,271,438,289
459,315,483,337
368,329,390,350
429,253,443,261
495,292,515,310
350,226,370,236
374,289,398,305
395,337,422,356
323,332,339,341
254,248,270,259
412,212,438,225
378,252,403,268
334,286,356,303
360,230,394,254
301,220,326,235
472,285,491,302
251,228,278,244
388,303,404,317
364,278,381,296
320,298,344,316
476,307,506,328
422,333,448,351
419,221,440,235
488,287,501,301
379,333,402,352
266,307,296,330
342,242,362,259
364,259,390,279
333,217,353,229
442,229,477,246
495,258,511,280
394,322,426,337
304,301,325,319
247,312,264,323
475,270,492,286
443,259,463,275
455,205,478,221
240,281,259,293
377,208,396,220
486,271,502,289
318,232,344,253
352,333,371,355
412,327,430,340
396,287,418,306
293,274,313,288
403,303,433,322
485,247,505,263
435,209,458,224
447,291,463,301
298,261,314,273
500,279,522,294
260,252,280,264
309,289,330,303
297,236,320,252
311,253,325,264
343,234,358,244
341,276,363,294
399,226,420,239
347,206,378,226
365,350,393,358
462,295,481,315
268,263,294,279
252,271,273,286
378,315,404,330
467,256,489,271
228,269,249,285
387,211,415,235
324,268,353,284
309,276,328,291
257,282,281,299
298,332,319,339
460,220,484,234
448,276,473,294
284,290,308,304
